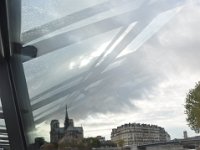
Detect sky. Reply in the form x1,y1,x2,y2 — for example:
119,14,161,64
21,0,200,142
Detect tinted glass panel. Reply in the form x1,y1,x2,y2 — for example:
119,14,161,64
20,0,200,148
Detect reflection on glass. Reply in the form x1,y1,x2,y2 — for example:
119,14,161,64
19,0,200,149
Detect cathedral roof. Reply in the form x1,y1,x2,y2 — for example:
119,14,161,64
54,127,64,133
66,126,83,132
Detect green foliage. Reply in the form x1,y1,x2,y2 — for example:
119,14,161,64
57,137,101,150
83,137,101,148
58,139,88,149
117,139,125,147
185,81,200,133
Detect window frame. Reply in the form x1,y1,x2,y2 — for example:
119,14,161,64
0,0,34,149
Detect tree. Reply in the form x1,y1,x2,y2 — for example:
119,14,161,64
83,137,101,148
117,139,125,149
185,81,200,133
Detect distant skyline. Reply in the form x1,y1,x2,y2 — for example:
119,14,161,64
22,0,200,142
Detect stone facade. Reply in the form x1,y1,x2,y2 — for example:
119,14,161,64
111,123,170,146
50,105,83,143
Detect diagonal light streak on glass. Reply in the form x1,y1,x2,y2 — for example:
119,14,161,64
21,0,144,43
24,1,151,56
30,0,182,56
98,22,137,64
23,1,144,47
117,7,183,58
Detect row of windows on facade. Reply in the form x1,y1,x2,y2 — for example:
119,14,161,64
114,123,163,128
112,127,165,133
112,130,166,135
111,123,170,146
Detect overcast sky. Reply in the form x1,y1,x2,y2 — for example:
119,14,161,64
22,0,200,141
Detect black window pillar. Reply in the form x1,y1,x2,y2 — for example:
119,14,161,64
0,0,35,149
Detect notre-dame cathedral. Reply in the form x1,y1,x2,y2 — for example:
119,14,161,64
50,105,83,143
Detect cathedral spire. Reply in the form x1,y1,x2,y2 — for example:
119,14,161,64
64,105,69,129
65,105,69,119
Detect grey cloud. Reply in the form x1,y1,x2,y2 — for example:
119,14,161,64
53,50,165,119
